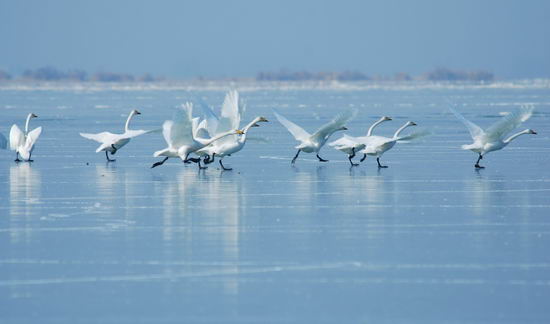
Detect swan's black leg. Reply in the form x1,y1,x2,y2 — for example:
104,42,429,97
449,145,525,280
474,154,485,169
204,153,216,165
348,148,358,167
110,144,118,154
151,157,169,168
27,152,34,162
183,153,192,164
197,159,207,170
317,154,329,162
219,159,232,171
187,157,201,163
291,150,301,164
360,154,367,162
377,157,388,168
105,151,116,162
14,152,21,162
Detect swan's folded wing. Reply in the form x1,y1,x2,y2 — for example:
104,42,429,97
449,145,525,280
312,109,357,141
80,131,112,143
449,107,484,140
0,132,7,149
485,105,534,141
328,134,358,147
273,110,310,142
9,124,25,150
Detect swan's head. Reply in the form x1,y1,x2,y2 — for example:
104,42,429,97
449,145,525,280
30,113,38,118
132,109,141,116
407,121,417,127
338,126,348,131
235,129,245,135
381,116,392,121
252,116,269,127
527,129,537,135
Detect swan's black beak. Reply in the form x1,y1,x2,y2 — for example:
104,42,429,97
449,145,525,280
136,111,141,115
342,126,348,130
251,123,260,127
411,122,417,126
532,130,537,135
31,113,38,118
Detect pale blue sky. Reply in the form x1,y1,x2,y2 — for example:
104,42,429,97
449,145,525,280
1,0,549,78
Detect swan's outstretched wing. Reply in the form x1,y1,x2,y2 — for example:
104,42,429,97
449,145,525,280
199,103,219,136
220,90,241,130
124,128,160,139
216,90,243,145
25,127,42,148
449,107,484,140
166,103,194,147
0,132,7,149
9,124,25,150
328,134,359,148
312,109,357,141
485,105,534,141
273,110,310,142
80,131,113,143
396,129,431,142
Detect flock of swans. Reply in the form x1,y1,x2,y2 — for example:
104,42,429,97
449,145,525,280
0,90,537,170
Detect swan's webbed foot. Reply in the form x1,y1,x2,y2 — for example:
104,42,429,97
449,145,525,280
151,157,169,168
15,153,21,162
360,154,367,162
219,159,232,171
14,158,21,162
27,160,34,163
317,154,329,162
291,150,301,164
474,154,484,168
186,157,201,164
377,158,388,168
105,151,116,162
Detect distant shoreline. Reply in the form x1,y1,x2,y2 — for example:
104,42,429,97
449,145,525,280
1,79,549,91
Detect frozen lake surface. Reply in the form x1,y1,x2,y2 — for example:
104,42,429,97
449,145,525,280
1,82,550,323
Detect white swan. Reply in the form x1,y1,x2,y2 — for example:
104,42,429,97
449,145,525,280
9,113,42,162
329,116,392,166
198,116,268,170
274,109,356,164
151,102,244,169
194,90,268,170
80,109,156,162
0,132,7,150
360,121,418,168
450,105,536,168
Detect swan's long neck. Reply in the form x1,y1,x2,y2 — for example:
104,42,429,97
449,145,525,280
125,111,137,132
238,118,260,143
503,130,530,144
366,118,387,136
393,123,412,139
25,114,33,134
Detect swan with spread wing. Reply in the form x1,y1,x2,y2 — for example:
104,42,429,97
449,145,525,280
275,109,356,164
151,102,244,169
9,113,42,162
450,105,536,168
80,109,157,162
196,90,269,170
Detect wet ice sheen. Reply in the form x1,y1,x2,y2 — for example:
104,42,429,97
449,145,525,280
1,83,549,323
